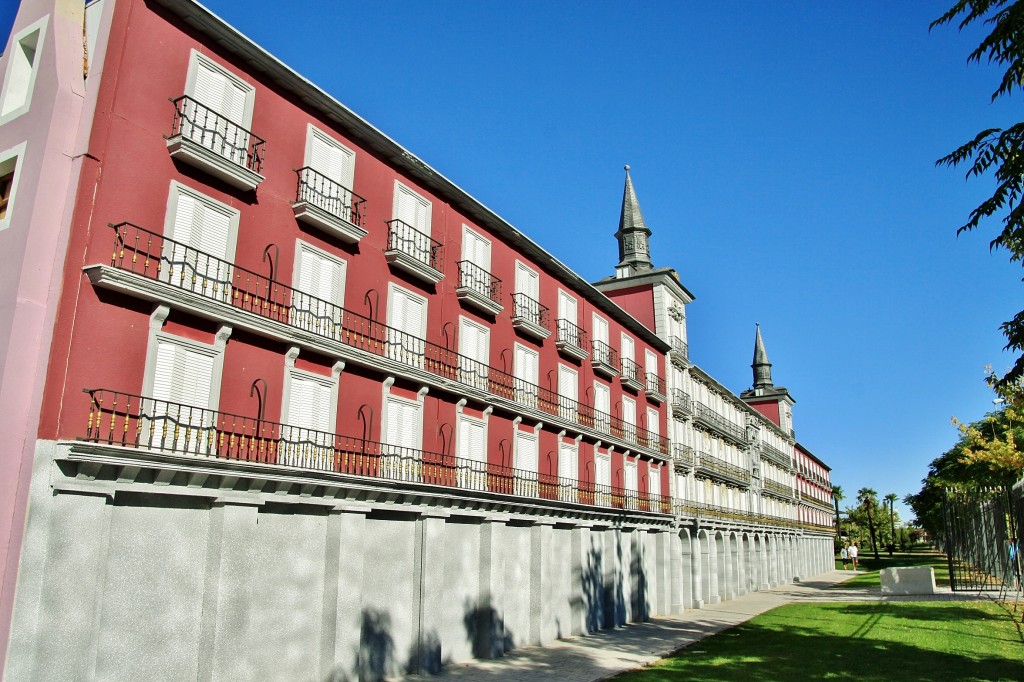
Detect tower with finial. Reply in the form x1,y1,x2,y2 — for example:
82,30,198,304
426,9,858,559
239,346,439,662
741,324,795,436
594,165,694,345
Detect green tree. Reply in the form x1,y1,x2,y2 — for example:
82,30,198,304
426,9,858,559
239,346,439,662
933,1,1024,388
857,488,881,560
884,493,898,556
832,485,844,537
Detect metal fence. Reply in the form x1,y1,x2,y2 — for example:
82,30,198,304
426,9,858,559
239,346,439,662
942,484,1023,595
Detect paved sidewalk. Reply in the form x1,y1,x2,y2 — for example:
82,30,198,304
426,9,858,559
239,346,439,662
412,570,995,682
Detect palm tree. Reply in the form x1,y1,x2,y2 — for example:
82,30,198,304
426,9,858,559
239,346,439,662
858,487,881,560
832,485,844,537
884,493,898,556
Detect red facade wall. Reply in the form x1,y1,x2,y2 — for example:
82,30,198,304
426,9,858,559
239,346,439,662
746,399,781,427
601,285,656,333
38,0,669,497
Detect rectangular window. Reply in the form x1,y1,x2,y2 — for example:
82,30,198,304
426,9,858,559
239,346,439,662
457,414,487,488
163,183,238,302
595,449,611,506
558,364,578,422
645,348,658,376
383,395,422,479
183,52,255,167
624,458,638,494
393,182,432,234
461,226,491,271
558,441,578,502
300,126,357,220
646,406,660,445
0,18,46,121
557,290,577,324
0,144,20,229
458,316,489,390
594,381,611,433
513,343,539,407
281,371,335,468
622,396,637,443
650,464,662,500
592,314,609,344
620,333,635,362
515,261,539,299
387,284,427,367
514,428,539,496
292,241,346,333
145,336,218,453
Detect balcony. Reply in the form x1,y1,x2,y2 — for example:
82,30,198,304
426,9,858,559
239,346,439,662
166,96,265,191
671,388,692,420
510,292,550,340
455,261,503,315
694,451,751,487
763,479,794,500
555,319,588,360
385,219,444,284
590,340,619,378
669,335,689,368
86,223,673,461
672,443,695,470
81,388,672,514
292,167,367,244
760,441,792,469
620,358,645,393
645,372,666,403
692,401,748,446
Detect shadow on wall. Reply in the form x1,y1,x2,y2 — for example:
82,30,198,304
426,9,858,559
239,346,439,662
464,597,514,659
631,541,649,621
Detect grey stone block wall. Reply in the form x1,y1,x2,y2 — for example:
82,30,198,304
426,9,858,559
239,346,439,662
4,441,836,680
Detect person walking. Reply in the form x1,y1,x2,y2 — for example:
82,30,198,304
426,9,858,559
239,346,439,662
849,541,859,570
840,545,849,569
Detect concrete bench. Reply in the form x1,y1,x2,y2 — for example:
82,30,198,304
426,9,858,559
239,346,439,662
880,566,937,595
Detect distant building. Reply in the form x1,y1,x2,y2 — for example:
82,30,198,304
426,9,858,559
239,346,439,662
0,1,833,678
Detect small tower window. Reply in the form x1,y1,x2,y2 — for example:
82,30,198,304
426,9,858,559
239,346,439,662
0,19,46,120
0,167,14,221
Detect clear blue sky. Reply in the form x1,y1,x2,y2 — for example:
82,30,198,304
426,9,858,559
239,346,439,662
4,1,1018,520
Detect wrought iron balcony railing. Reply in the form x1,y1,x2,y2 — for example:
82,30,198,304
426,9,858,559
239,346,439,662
620,358,644,391
669,335,689,366
671,388,693,420
645,372,666,400
762,479,794,499
294,166,366,228
672,443,695,468
455,260,502,310
385,219,443,276
511,292,549,327
169,95,265,174
760,441,792,469
81,389,673,514
590,340,619,377
98,223,670,456
692,401,748,445
695,451,751,486
555,319,588,359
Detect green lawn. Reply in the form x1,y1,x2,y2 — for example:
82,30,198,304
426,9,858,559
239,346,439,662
613,601,1024,682
834,549,950,588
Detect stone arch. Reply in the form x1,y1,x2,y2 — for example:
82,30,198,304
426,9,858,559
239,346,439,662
713,531,726,603
697,529,714,605
741,532,754,594
677,528,694,611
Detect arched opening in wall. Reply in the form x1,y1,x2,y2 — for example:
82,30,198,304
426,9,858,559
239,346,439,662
750,534,761,591
714,531,727,602
729,533,740,597
697,529,711,605
766,535,777,586
678,529,693,611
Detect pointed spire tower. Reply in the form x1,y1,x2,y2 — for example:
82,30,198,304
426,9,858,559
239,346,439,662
740,324,796,436
614,165,653,277
752,323,773,390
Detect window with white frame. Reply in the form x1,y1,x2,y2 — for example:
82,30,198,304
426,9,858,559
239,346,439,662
594,381,611,433
457,413,487,488
0,143,24,231
0,17,46,121
458,316,489,390
281,369,336,468
384,395,422,455
650,463,662,500
557,364,578,422
182,51,255,167
595,449,611,505
514,261,541,321
292,241,346,333
620,333,635,362
646,406,659,446
622,395,637,443
387,284,427,367
513,343,539,407
514,428,539,496
163,182,238,302
558,440,579,502
645,348,659,392
144,334,221,453
557,290,580,346
300,126,356,219
393,182,431,234
624,458,638,494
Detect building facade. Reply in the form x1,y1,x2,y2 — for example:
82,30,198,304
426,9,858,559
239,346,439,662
0,1,834,679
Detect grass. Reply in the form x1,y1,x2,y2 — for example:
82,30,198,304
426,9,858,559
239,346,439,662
833,548,950,589
613,600,1024,682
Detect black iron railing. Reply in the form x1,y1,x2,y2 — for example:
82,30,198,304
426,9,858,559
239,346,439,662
170,95,265,173
646,372,665,396
556,318,587,352
695,451,751,485
456,260,501,305
621,358,644,387
669,335,688,361
82,389,672,513
511,292,549,331
294,166,365,226
671,389,692,414
591,340,618,369
672,444,695,467
102,223,670,455
763,479,794,499
386,219,443,272
760,442,792,469
693,401,747,445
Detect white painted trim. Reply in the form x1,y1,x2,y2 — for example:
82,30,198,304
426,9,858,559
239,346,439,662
0,15,48,124
0,140,27,232
184,48,255,128
164,180,241,264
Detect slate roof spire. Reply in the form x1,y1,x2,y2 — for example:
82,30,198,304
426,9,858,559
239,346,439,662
752,323,773,390
614,165,653,275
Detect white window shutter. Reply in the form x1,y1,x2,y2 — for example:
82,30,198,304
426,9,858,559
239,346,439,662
621,334,635,362
593,315,608,344
559,442,577,481
558,366,577,403
647,407,659,439
596,453,611,488
623,397,636,426
514,431,537,473
558,291,576,323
